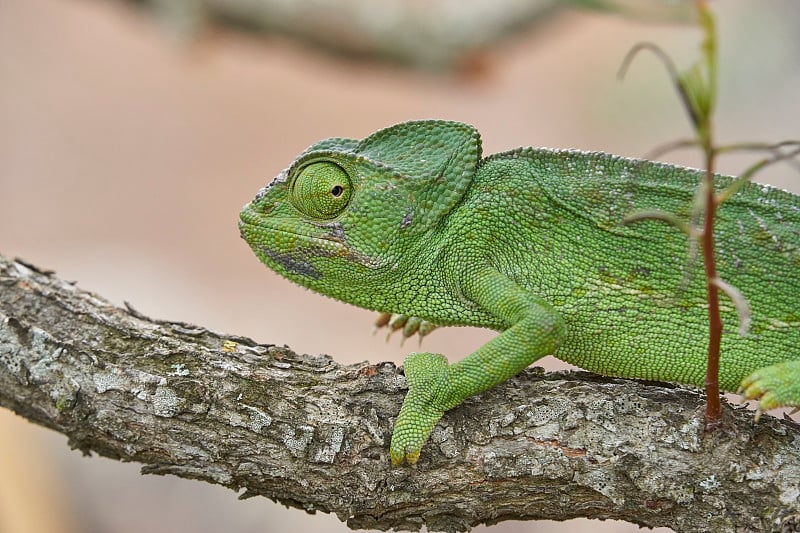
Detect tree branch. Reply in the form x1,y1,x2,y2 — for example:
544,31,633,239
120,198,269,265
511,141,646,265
110,0,694,72
1,253,799,532
116,0,567,71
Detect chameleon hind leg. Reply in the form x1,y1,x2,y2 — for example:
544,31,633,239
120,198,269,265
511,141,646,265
739,360,800,418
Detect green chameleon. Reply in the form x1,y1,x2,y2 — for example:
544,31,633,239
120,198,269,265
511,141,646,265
239,120,800,465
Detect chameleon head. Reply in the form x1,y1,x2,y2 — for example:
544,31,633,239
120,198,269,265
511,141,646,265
238,120,482,307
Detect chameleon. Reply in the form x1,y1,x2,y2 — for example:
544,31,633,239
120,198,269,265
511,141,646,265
238,120,800,465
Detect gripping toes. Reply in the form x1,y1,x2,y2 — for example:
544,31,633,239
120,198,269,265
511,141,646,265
390,352,451,465
739,361,800,418
374,312,438,344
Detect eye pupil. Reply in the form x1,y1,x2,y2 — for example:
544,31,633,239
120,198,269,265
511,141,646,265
331,185,344,197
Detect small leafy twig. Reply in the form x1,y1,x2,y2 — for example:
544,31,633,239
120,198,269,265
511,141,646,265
642,138,700,160
643,139,800,173
692,2,722,426
618,2,723,428
621,2,800,428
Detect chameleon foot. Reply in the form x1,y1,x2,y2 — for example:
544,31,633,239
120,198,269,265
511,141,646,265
390,352,452,465
374,312,438,345
739,360,800,420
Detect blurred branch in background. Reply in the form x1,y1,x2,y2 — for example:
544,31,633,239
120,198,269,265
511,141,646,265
110,0,694,71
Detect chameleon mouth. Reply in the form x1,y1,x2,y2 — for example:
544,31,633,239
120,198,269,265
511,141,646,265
238,215,331,281
238,205,381,270
238,208,345,249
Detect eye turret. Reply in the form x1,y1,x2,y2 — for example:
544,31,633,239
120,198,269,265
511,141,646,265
291,162,352,219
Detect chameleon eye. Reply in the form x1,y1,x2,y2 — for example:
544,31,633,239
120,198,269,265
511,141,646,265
291,162,352,218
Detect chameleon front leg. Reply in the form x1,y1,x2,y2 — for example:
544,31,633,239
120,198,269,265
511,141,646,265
390,268,566,465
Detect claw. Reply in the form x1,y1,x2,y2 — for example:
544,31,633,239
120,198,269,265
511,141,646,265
373,312,438,344
391,447,421,467
418,321,437,340
375,313,405,340
739,362,800,423
402,317,421,339
373,312,392,333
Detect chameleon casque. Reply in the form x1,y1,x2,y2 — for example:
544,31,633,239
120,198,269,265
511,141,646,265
238,120,800,465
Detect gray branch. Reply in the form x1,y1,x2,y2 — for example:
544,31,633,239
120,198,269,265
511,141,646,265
1,252,799,532
115,0,692,70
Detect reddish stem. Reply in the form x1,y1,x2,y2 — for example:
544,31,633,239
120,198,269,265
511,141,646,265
702,160,723,429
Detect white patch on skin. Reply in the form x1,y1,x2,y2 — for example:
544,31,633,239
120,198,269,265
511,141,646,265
254,168,290,203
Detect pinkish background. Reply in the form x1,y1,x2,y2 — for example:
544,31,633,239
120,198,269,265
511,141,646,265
1,1,798,532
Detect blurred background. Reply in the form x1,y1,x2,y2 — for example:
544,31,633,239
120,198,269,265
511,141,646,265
1,0,798,532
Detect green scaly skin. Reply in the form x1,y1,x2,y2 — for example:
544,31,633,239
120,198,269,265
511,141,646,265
238,120,800,466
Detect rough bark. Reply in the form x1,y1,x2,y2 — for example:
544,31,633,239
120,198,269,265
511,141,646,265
1,253,799,532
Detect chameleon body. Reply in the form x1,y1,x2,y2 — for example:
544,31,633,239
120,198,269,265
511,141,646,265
239,120,800,465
